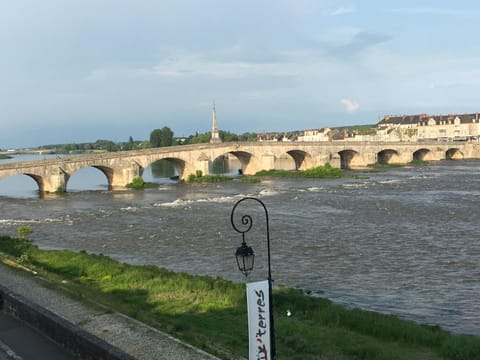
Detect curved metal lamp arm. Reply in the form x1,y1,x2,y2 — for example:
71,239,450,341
230,197,272,279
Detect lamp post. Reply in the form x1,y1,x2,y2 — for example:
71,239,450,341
230,197,276,360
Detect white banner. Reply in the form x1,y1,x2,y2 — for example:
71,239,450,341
246,280,271,360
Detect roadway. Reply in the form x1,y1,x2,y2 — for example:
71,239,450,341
0,313,74,360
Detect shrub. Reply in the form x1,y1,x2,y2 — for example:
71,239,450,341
17,225,32,240
126,176,144,189
256,164,343,178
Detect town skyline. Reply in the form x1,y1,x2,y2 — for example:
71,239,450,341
2,1,480,148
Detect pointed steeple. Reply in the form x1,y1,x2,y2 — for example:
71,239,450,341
210,102,222,144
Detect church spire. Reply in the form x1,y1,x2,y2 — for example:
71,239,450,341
210,102,222,144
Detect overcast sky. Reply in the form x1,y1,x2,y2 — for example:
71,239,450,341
1,0,480,148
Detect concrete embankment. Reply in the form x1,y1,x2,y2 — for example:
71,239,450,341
0,263,220,360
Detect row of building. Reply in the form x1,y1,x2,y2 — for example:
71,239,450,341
256,112,480,142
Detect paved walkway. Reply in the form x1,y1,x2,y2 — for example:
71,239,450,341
0,313,75,360
0,263,220,360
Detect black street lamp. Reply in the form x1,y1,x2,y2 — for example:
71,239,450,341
230,197,276,360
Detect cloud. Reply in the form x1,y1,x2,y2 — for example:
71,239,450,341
329,7,355,16
327,31,392,57
87,54,302,81
341,99,360,113
387,7,471,16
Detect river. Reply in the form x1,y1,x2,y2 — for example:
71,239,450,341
0,154,479,335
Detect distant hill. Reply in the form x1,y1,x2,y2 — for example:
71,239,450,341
331,124,376,131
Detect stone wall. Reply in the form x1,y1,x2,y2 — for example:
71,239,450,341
0,284,135,360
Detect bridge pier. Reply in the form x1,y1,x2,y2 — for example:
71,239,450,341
43,168,69,193
327,154,341,168
261,153,275,171
196,157,210,178
110,162,142,189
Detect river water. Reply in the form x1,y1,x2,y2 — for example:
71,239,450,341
0,154,479,335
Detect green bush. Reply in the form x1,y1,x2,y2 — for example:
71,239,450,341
17,225,32,240
187,171,232,183
256,164,343,178
126,176,144,189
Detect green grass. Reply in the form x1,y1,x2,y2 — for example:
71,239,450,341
125,177,160,189
187,171,232,183
256,164,343,179
187,174,232,183
1,235,479,360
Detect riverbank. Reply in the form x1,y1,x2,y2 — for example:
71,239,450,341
0,258,217,360
1,236,479,360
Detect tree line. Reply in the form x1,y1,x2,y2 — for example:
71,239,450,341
37,127,258,154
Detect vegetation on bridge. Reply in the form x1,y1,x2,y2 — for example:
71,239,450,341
1,234,479,360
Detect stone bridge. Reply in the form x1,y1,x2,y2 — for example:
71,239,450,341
1,141,479,193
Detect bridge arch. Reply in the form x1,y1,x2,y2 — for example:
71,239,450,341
413,148,434,161
144,157,186,180
286,150,313,170
24,173,44,191
146,159,178,180
228,150,260,175
338,150,361,169
377,149,400,164
209,154,236,175
0,173,45,194
446,148,464,160
66,166,112,191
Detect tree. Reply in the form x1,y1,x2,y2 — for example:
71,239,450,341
220,130,239,142
150,127,174,147
123,136,135,150
150,129,163,147
160,126,174,147
95,139,118,152
185,132,210,144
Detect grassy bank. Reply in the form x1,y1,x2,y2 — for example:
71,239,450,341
1,236,479,359
186,170,232,183
256,164,343,179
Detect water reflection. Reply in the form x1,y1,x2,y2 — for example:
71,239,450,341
210,155,229,174
143,159,178,183
150,160,176,179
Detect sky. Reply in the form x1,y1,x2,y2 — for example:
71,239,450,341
1,0,480,148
